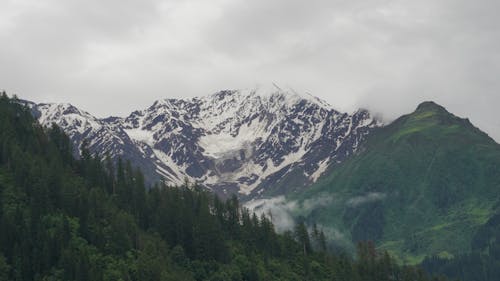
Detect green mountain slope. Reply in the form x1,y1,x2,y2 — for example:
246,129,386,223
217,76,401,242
293,101,500,263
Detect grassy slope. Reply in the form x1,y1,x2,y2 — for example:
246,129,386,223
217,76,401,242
293,101,500,263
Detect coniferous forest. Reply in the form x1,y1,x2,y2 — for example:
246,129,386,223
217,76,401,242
0,93,450,280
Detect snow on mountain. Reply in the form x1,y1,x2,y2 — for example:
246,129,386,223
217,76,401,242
29,84,381,199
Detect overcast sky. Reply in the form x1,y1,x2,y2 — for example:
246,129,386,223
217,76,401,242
1,0,499,140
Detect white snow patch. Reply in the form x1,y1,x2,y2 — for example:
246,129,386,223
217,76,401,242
238,146,307,195
198,120,267,158
310,159,330,182
125,128,155,146
152,149,190,185
37,103,102,134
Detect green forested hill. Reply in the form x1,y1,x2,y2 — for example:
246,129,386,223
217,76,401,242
0,93,447,280
293,101,500,269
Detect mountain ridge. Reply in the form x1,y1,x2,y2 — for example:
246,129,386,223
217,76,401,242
24,85,380,199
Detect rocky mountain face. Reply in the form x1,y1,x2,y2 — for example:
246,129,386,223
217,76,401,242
26,84,380,199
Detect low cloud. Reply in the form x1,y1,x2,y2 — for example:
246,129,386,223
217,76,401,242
244,196,297,232
302,195,336,211
243,193,337,232
346,192,386,207
244,194,355,249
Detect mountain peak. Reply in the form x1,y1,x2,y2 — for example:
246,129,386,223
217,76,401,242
151,84,333,112
250,82,287,96
415,101,448,113
227,83,334,110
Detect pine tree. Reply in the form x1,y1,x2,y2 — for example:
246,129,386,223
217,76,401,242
294,221,312,256
0,253,10,281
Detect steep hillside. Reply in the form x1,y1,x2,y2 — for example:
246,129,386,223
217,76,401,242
292,101,500,263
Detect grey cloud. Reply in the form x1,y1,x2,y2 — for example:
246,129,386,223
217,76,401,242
244,194,337,232
244,196,297,232
0,0,499,140
244,195,353,248
346,192,386,207
301,195,337,211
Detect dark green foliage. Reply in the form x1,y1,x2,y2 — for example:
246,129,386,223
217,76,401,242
422,252,499,281
294,220,312,256
422,208,500,281
346,201,385,243
0,253,9,281
0,94,445,280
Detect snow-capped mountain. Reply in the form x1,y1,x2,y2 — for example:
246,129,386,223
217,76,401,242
27,84,381,199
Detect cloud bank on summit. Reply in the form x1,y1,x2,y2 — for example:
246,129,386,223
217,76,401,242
1,0,499,140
